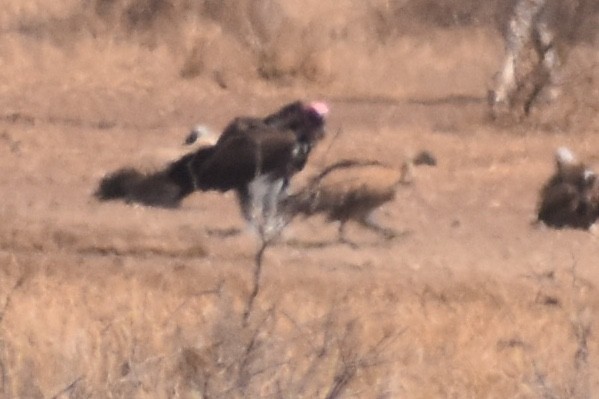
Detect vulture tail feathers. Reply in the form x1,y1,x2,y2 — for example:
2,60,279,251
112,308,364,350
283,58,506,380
94,151,204,208
95,167,146,201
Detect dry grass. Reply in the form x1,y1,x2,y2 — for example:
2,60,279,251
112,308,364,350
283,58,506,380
2,122,599,397
0,0,596,102
0,249,598,398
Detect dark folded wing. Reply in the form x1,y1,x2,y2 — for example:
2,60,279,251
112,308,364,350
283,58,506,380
538,182,580,227
192,127,297,191
217,117,266,145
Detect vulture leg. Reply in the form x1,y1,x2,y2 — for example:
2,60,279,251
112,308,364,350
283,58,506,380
359,213,398,240
236,186,254,224
262,177,288,240
337,221,358,249
245,175,288,241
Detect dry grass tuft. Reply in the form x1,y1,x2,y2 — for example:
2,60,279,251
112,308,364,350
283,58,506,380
0,250,598,397
1,0,596,118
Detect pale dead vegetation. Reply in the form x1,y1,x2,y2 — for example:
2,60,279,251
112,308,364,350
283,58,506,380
1,0,594,123
487,0,598,129
1,249,598,398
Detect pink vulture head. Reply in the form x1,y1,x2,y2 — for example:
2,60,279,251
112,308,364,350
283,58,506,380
308,101,330,118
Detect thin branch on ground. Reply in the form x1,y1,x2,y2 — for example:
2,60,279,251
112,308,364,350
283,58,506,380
50,375,84,399
0,272,27,324
318,127,344,167
567,253,591,399
163,281,224,327
243,239,269,324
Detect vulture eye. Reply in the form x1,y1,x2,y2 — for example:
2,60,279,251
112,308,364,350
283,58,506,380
184,125,215,146
184,130,198,145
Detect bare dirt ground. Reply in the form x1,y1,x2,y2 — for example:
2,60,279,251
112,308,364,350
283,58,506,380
0,1,598,398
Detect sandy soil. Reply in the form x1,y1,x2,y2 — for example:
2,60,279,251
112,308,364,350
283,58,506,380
0,1,598,397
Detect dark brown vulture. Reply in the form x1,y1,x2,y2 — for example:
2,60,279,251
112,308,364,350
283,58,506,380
283,151,436,245
95,100,329,235
537,147,599,230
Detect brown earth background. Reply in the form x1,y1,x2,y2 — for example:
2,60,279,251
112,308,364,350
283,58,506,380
0,0,598,397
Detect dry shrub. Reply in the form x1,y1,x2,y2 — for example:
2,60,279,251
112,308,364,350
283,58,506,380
0,255,400,398
174,299,402,398
368,0,512,38
3,0,597,55
1,253,598,398
203,0,285,50
481,0,598,128
0,0,596,100
367,0,597,42
490,38,598,131
527,49,599,132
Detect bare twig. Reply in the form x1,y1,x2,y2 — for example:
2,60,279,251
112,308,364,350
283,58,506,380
237,324,262,389
530,362,559,399
243,239,269,324
568,253,589,367
0,265,28,395
567,253,591,399
0,344,7,399
318,127,344,167
324,319,405,399
280,311,320,353
163,282,224,327
0,273,27,324
50,375,84,399
324,362,356,399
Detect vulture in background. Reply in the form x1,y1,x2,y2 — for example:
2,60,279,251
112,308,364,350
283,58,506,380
95,100,329,236
537,147,599,230
283,151,436,245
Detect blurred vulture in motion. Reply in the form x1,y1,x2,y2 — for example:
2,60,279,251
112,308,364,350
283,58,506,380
283,151,436,246
96,100,329,237
537,147,599,230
